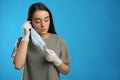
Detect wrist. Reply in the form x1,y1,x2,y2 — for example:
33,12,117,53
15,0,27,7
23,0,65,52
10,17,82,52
21,35,29,42
53,58,62,66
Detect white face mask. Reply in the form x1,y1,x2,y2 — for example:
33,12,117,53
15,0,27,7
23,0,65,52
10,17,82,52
31,28,46,51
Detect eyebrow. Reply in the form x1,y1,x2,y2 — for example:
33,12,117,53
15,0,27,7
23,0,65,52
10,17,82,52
34,16,49,20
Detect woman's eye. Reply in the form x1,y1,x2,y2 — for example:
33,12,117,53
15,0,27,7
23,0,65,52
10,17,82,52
45,17,50,22
45,19,49,22
35,21,41,23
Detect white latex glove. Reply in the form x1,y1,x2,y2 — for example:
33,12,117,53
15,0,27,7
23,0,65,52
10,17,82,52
45,48,62,66
21,21,32,41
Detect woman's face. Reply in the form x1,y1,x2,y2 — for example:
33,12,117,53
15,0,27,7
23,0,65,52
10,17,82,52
31,10,50,35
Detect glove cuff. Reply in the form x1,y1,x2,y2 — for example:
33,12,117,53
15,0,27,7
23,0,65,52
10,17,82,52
53,58,62,66
21,35,29,42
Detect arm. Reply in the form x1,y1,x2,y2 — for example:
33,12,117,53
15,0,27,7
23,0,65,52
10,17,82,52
13,41,28,70
56,63,70,75
13,21,32,70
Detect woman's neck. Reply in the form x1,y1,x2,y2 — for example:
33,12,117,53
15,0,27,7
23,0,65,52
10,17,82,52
40,33,50,39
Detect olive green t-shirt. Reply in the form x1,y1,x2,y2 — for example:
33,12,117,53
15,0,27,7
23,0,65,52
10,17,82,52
12,34,71,80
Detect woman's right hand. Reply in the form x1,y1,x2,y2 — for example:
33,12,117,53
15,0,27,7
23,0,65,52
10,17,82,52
22,21,32,42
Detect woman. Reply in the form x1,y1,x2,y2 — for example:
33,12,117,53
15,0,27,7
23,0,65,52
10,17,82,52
12,2,71,80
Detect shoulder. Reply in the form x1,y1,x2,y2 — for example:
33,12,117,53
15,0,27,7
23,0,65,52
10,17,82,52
18,37,22,40
15,37,22,44
17,37,22,42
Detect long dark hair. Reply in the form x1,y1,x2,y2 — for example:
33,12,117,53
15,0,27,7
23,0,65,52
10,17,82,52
27,2,57,34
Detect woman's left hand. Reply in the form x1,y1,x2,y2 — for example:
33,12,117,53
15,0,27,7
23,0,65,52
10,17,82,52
45,48,62,66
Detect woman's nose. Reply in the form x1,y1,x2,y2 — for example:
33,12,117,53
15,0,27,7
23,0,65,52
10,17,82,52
41,21,45,28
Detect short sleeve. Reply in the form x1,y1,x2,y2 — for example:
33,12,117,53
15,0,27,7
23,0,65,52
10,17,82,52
59,37,71,64
11,37,22,57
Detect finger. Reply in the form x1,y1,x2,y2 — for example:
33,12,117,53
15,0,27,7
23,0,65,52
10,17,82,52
46,49,54,53
27,21,31,23
45,53,50,56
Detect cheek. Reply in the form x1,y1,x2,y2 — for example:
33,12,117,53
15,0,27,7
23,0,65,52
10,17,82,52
31,21,35,28
46,23,50,31
32,22,39,28
46,22,50,28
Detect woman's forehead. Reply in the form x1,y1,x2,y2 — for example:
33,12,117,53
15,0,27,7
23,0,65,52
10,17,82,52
32,10,49,19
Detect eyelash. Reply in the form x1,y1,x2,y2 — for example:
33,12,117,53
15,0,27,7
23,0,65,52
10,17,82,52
36,21,41,23
45,20,49,22
36,20,49,23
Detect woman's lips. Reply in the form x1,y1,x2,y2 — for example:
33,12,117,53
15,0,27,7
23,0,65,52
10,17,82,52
41,28,46,32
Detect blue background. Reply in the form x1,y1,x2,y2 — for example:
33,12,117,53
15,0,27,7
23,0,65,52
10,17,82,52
0,0,120,80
